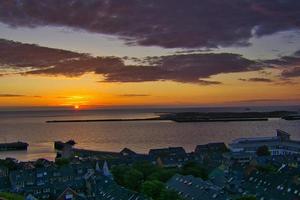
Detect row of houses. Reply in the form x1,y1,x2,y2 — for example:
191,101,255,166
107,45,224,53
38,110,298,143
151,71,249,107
166,164,300,200
0,158,146,200
1,129,300,200
165,153,300,200
57,129,300,170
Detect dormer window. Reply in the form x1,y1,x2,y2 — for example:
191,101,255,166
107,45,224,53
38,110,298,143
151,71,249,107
65,194,73,200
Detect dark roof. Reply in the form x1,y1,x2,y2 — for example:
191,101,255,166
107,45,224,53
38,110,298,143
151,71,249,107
56,187,86,200
195,143,227,153
166,174,227,200
243,170,300,199
90,176,147,200
149,147,186,157
120,148,137,156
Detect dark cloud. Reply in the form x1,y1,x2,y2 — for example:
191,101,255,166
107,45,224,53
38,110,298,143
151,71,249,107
0,0,299,48
0,39,84,68
239,77,272,82
265,49,300,78
0,94,25,97
119,53,261,84
281,67,300,78
0,39,264,84
0,38,124,76
174,49,211,54
0,93,41,98
295,50,300,56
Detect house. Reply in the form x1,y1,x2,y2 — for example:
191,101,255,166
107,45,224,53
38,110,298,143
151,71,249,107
149,147,186,158
9,162,94,199
87,176,146,200
61,144,74,159
119,148,137,157
209,166,227,188
25,194,38,200
229,129,300,155
208,164,245,194
243,169,300,199
102,161,113,179
166,174,227,200
195,143,228,154
0,176,10,192
56,187,86,200
156,156,188,168
0,165,8,177
224,152,254,164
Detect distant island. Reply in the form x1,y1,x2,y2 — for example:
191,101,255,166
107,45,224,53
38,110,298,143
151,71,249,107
159,110,298,122
46,110,299,123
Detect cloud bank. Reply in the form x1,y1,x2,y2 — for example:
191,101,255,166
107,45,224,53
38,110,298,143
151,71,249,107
0,39,265,84
0,0,299,48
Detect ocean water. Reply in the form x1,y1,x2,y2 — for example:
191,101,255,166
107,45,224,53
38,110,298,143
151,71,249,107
0,106,300,161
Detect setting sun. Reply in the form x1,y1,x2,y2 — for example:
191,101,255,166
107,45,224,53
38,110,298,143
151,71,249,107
74,105,80,109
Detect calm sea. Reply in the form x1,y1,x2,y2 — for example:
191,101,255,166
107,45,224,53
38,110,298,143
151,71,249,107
0,106,300,161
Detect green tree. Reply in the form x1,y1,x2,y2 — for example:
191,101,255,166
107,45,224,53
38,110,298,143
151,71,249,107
133,161,159,179
236,195,257,200
148,168,178,182
55,158,70,166
257,164,276,173
0,192,24,200
123,168,144,191
0,159,19,170
180,162,208,180
141,180,165,199
256,145,271,156
159,189,182,200
111,165,130,186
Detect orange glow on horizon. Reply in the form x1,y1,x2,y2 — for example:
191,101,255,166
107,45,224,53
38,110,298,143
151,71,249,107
0,73,299,108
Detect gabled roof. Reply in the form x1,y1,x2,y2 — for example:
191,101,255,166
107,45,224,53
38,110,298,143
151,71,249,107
120,148,137,156
56,187,86,200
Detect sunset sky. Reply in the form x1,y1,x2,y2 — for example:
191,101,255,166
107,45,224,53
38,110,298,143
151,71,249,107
0,0,300,109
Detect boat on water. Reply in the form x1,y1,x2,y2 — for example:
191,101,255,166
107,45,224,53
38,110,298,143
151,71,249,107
0,141,28,151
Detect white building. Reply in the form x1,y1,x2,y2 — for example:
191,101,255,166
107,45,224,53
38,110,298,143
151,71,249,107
229,130,300,156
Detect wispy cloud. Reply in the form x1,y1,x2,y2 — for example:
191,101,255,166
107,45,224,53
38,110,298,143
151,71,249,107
239,78,273,83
